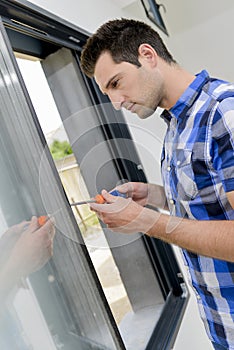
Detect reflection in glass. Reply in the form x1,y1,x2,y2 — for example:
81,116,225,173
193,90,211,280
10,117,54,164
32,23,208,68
17,55,133,328
0,24,123,350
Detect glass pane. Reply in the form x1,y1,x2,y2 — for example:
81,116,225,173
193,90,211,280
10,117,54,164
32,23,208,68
15,46,165,349
0,20,123,350
16,55,133,328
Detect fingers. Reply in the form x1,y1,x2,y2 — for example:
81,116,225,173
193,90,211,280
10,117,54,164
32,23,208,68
116,182,134,196
26,216,55,235
90,198,133,231
26,216,39,233
15,221,30,233
23,216,55,257
5,216,56,278
38,217,56,244
101,190,118,203
90,190,119,211
90,196,130,213
34,217,55,265
4,220,30,236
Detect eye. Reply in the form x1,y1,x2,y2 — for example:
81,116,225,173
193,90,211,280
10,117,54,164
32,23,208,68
111,79,119,89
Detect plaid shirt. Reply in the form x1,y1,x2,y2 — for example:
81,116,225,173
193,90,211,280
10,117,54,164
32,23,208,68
161,70,234,349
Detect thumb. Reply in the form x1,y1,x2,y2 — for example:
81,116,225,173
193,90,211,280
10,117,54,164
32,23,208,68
27,216,39,233
116,182,133,197
101,189,117,203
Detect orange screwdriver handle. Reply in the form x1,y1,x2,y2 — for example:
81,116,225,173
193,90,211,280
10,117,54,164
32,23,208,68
38,215,48,226
94,194,106,204
94,190,126,204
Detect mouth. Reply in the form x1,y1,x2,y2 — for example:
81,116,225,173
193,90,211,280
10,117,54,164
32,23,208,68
124,102,135,112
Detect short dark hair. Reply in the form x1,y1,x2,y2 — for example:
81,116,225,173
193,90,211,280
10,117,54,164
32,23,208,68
80,18,176,78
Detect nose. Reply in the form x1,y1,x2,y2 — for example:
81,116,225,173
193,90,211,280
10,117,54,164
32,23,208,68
108,92,124,110
112,100,122,110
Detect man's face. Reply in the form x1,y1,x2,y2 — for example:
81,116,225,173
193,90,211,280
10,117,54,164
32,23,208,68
94,51,163,119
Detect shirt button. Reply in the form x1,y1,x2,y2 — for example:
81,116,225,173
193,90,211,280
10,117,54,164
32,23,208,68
167,166,171,171
177,160,181,165
169,199,174,204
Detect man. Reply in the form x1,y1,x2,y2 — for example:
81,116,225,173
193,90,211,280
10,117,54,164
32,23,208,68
80,18,234,349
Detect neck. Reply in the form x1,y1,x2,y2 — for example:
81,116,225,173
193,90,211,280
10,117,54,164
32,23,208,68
159,61,196,110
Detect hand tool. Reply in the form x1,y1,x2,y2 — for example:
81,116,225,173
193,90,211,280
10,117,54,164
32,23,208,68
38,215,48,226
70,190,126,206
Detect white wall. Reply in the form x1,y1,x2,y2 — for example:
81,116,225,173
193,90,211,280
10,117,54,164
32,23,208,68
25,1,234,348
163,0,234,81
24,0,129,33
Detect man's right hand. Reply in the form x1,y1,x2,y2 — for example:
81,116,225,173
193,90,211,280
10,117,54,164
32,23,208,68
115,182,168,210
115,182,149,207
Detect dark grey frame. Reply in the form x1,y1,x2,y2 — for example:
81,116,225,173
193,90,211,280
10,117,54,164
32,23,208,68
140,0,169,36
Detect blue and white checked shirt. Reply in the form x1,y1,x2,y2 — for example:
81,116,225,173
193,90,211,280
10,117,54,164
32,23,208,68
161,70,234,349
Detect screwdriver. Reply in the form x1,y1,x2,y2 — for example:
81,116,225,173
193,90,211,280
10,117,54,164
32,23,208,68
38,215,48,226
70,190,126,206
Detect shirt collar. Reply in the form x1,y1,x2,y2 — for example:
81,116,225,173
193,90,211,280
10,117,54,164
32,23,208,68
161,70,210,123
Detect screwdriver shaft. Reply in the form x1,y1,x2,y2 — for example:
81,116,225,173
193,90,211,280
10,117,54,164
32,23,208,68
70,190,126,206
71,199,96,206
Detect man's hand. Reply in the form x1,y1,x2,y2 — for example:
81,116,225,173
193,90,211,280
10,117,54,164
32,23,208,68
90,190,157,233
115,182,149,206
115,182,168,210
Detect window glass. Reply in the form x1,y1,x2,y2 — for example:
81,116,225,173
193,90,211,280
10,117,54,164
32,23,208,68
0,23,123,350
15,46,165,349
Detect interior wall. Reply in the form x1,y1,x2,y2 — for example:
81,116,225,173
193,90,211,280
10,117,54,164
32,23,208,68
165,1,234,81
23,1,233,349
23,0,126,32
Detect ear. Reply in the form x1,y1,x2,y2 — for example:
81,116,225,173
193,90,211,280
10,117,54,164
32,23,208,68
138,43,158,67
